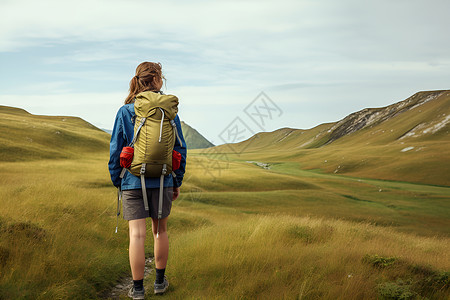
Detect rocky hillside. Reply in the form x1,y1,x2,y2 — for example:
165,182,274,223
318,90,448,147
218,90,449,151
211,90,450,186
181,121,214,149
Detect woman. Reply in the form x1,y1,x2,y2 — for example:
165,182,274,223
108,62,187,299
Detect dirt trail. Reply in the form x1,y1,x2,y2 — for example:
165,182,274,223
103,257,154,299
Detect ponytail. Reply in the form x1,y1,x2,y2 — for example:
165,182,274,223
124,62,165,104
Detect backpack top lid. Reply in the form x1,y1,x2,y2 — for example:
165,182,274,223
134,91,179,119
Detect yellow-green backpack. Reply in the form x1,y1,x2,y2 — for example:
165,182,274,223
119,91,182,234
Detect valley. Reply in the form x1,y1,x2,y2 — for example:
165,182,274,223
0,90,449,299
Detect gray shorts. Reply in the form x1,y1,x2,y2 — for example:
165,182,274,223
122,188,173,220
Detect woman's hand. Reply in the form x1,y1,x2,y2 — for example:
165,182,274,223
173,187,180,200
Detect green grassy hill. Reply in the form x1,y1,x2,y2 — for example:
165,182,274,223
0,106,110,161
181,121,214,149
212,90,450,186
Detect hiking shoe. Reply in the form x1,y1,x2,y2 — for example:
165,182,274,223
128,286,145,299
154,276,169,294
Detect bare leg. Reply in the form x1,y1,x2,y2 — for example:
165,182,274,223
129,218,146,280
151,217,169,269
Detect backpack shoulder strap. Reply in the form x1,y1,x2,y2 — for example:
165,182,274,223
129,117,146,147
140,163,149,212
170,120,182,146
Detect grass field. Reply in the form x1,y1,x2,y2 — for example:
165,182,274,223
0,150,449,299
0,104,448,299
0,155,129,298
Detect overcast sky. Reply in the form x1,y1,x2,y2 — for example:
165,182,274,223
1,0,449,145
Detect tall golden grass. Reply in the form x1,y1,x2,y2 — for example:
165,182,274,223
0,151,449,299
0,155,131,298
167,211,449,299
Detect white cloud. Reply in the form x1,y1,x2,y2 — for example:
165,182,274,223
0,0,302,50
1,0,449,143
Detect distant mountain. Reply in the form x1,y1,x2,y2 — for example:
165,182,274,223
212,90,450,186
180,121,214,149
0,106,110,161
102,121,214,149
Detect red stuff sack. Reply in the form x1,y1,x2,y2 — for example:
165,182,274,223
120,146,134,169
172,150,181,171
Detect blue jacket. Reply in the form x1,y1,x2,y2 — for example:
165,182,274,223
108,103,187,190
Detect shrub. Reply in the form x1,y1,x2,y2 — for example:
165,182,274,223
377,279,417,300
363,254,399,268
417,270,449,295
